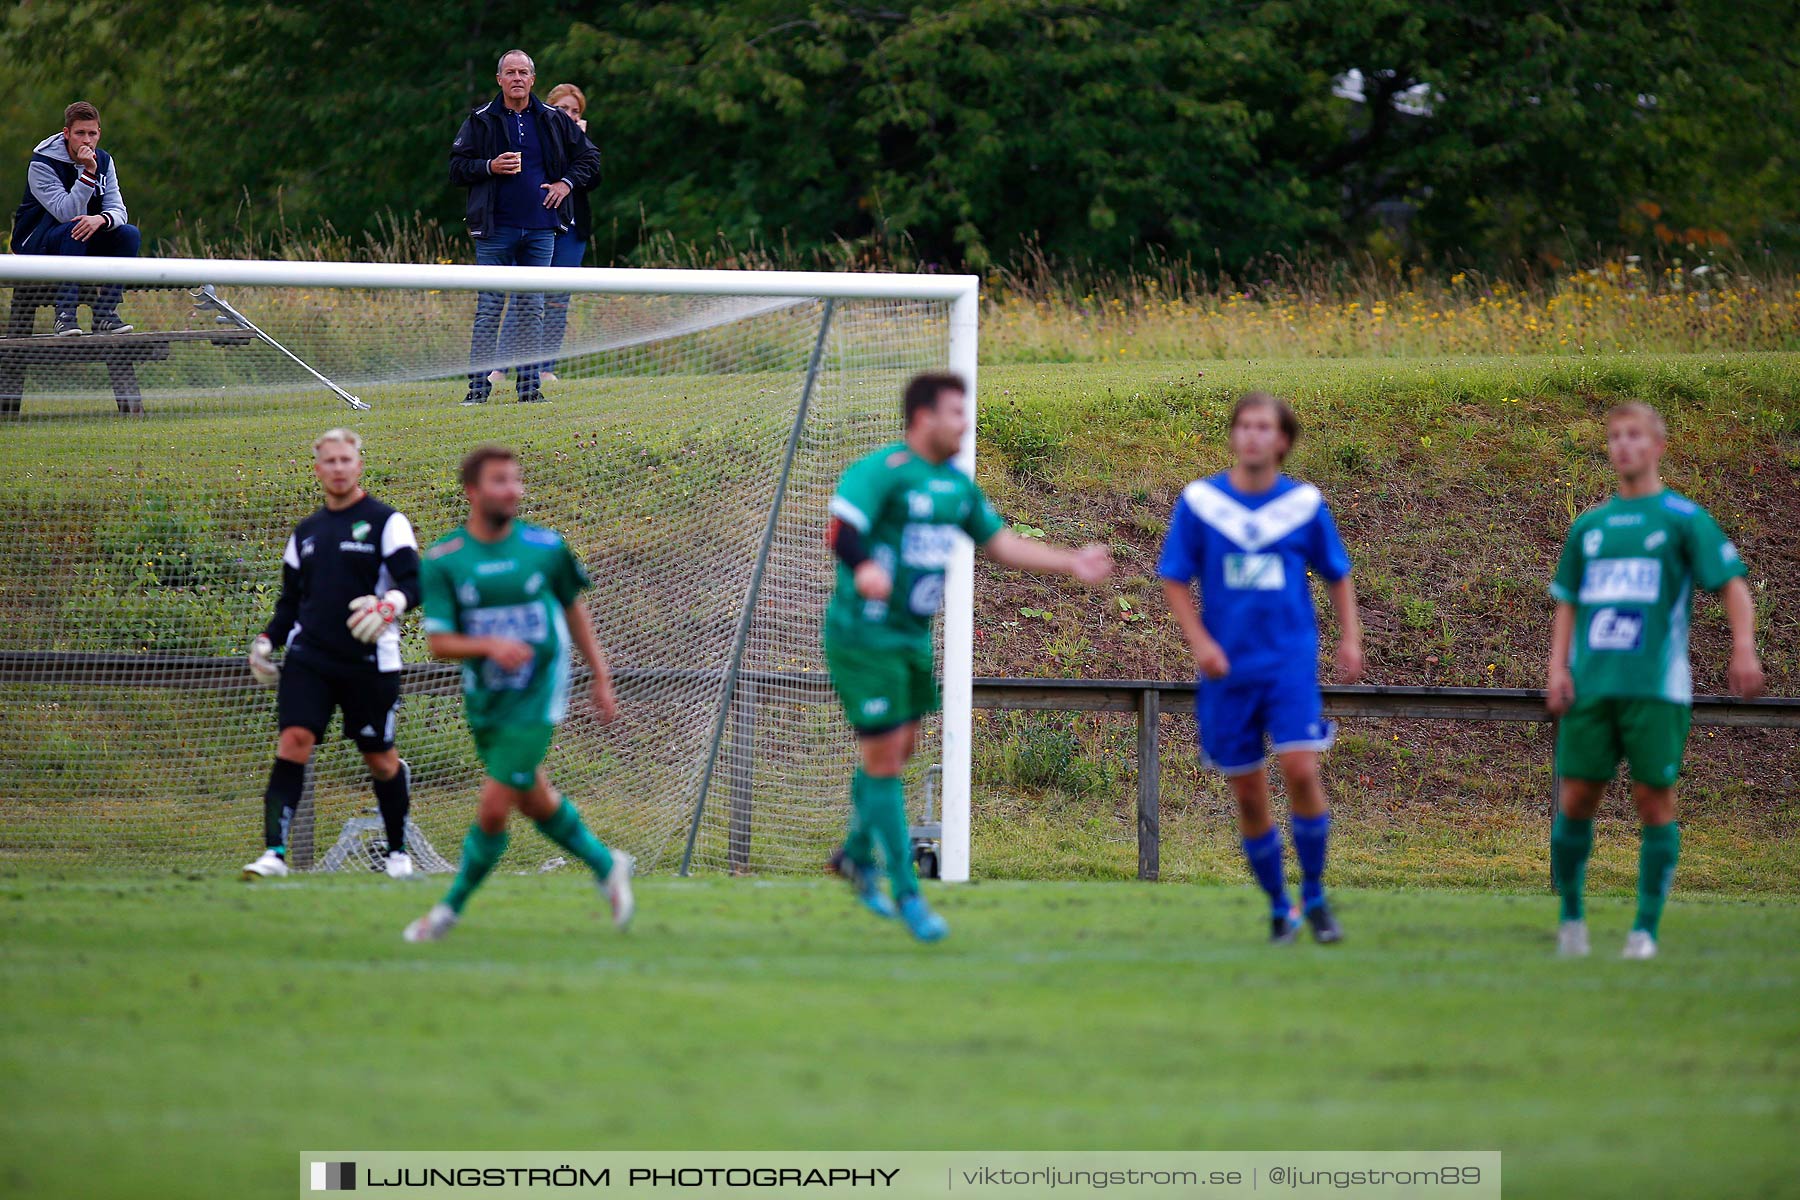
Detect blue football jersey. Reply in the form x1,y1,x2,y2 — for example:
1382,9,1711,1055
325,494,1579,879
1157,472,1352,682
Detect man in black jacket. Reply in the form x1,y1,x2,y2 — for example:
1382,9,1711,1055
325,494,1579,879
450,50,600,406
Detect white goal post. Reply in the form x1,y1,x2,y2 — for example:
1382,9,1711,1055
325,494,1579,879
0,255,978,881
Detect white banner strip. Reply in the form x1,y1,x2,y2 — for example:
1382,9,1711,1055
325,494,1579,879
298,1151,1500,1199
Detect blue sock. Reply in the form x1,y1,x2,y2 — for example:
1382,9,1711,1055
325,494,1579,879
1292,813,1330,911
1240,827,1291,917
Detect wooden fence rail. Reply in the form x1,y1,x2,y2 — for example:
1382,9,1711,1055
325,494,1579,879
3,653,1795,879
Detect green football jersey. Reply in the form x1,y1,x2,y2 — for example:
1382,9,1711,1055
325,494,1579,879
420,521,593,729
825,441,1006,648
1549,489,1746,704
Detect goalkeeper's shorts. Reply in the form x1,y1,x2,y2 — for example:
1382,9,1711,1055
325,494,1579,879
277,653,401,752
822,631,939,735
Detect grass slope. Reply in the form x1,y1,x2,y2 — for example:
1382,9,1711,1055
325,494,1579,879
3,352,1796,887
968,353,1800,892
1,875,1796,1200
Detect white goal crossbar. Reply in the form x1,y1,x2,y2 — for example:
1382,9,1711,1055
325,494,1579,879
0,255,978,302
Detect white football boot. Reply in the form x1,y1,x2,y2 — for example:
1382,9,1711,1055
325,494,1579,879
1557,919,1590,958
403,903,457,943
383,760,415,879
1621,930,1658,960
242,849,289,880
602,851,635,931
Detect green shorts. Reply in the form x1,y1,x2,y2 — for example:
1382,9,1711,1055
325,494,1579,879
470,723,556,790
1555,697,1691,787
823,631,938,734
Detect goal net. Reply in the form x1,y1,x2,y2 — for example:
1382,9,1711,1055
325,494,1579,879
0,257,978,879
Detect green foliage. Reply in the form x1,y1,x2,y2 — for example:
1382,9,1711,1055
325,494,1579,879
985,714,1110,796
60,497,264,653
100,496,248,592
1331,440,1375,474
978,397,1063,478
1397,592,1439,630
0,1,1793,268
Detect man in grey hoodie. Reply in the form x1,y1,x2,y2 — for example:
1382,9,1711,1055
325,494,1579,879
10,101,141,335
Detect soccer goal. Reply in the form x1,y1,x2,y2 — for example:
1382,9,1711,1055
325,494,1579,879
0,255,978,882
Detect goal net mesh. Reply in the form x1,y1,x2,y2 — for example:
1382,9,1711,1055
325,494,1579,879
0,270,955,875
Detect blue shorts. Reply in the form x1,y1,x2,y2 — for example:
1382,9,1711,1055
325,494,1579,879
1195,674,1335,776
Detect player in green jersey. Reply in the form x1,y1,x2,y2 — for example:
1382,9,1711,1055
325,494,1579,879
402,445,633,943
824,372,1113,941
1546,402,1764,960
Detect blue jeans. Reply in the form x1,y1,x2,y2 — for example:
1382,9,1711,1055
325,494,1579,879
35,220,141,319
468,226,554,397
539,233,586,374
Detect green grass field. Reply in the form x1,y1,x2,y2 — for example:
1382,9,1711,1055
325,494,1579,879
3,873,1797,1199
3,337,1796,1199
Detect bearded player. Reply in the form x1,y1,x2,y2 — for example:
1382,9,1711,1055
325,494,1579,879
824,372,1112,941
402,444,632,943
1159,393,1364,945
1547,401,1764,960
244,428,421,880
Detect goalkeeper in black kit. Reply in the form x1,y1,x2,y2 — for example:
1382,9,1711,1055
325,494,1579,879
243,429,423,880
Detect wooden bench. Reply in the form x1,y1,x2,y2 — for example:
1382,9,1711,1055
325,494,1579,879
0,285,255,415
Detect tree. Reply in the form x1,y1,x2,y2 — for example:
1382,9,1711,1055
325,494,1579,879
1,0,1788,268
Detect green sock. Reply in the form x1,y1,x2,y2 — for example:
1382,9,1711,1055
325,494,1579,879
842,769,877,867
1550,812,1594,922
1634,822,1681,937
860,772,916,901
443,823,508,915
534,797,615,880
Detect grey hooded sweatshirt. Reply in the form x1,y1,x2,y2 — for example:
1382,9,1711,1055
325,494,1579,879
11,132,129,252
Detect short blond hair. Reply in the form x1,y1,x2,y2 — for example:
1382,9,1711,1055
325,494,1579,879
545,83,586,116
313,428,363,457
1605,401,1667,439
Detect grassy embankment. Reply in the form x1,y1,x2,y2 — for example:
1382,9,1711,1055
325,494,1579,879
2,258,1795,890
968,353,1799,893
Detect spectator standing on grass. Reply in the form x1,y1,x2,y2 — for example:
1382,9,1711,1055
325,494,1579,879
538,83,596,384
450,50,600,406
10,101,141,335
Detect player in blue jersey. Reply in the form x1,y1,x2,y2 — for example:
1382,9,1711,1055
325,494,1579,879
1159,393,1364,944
